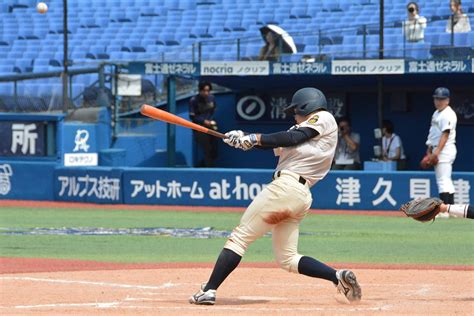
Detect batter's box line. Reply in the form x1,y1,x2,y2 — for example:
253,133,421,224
147,305,394,312
9,302,122,309
0,276,177,290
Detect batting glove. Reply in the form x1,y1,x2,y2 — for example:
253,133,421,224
223,130,245,148
237,134,258,151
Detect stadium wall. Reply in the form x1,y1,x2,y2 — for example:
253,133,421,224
114,99,193,167
211,90,474,171
0,161,472,209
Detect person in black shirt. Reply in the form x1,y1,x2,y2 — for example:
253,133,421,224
189,81,218,167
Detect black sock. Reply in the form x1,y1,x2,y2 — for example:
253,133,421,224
448,193,454,205
467,205,474,219
297,256,338,285
439,192,450,204
204,248,242,291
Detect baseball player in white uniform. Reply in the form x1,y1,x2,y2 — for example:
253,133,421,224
426,87,457,205
189,88,361,305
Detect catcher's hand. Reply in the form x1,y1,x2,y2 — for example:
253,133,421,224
400,197,443,222
420,154,438,169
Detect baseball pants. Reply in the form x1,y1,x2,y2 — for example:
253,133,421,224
435,148,456,194
435,162,455,194
224,171,312,273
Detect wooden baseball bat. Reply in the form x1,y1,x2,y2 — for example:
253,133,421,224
140,104,227,139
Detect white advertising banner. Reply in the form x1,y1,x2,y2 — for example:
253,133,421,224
64,153,98,167
201,61,270,76
332,59,405,75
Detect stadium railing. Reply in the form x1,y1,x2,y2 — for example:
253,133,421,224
182,17,473,62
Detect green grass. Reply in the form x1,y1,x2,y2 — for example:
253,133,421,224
0,207,473,265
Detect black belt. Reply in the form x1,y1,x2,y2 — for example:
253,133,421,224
272,171,307,185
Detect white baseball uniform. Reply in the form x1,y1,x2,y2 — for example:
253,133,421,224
426,105,457,194
224,111,338,273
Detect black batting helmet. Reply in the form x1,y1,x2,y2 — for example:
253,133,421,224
284,87,327,116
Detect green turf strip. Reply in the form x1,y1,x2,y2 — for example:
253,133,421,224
0,207,473,265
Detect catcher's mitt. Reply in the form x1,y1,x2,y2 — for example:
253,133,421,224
420,154,438,169
400,197,443,222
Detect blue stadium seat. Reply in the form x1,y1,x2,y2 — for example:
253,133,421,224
453,33,469,46
0,0,470,99
468,32,474,46
437,33,452,45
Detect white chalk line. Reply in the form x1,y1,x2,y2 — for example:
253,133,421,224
0,278,445,312
125,305,394,312
12,302,121,309
415,285,432,296
1,302,393,312
255,283,325,288
0,276,176,290
125,297,168,302
237,296,286,301
123,295,286,302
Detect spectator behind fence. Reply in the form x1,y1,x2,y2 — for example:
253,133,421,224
332,117,361,170
403,2,427,42
258,31,281,61
446,0,471,33
381,120,407,170
189,81,218,167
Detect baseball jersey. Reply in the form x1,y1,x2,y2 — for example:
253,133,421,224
274,111,338,187
426,106,457,152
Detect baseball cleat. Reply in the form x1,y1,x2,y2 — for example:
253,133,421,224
189,283,216,305
335,270,362,304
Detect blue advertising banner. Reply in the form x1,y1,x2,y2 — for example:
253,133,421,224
0,121,46,157
61,123,98,166
316,171,472,209
0,161,55,200
2,162,472,209
122,169,473,209
126,60,473,77
450,92,474,125
123,168,268,206
406,59,471,74
54,167,123,204
128,62,199,76
272,62,330,75
235,93,346,122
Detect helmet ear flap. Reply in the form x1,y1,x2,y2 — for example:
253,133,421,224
299,103,309,112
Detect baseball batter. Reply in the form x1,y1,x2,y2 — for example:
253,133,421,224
426,87,457,205
189,88,361,305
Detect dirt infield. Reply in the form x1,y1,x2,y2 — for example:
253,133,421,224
1,258,473,315
1,200,472,314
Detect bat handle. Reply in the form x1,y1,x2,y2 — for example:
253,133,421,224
207,129,227,139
